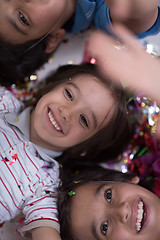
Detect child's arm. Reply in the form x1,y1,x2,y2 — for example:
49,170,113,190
87,25,160,103
32,227,61,240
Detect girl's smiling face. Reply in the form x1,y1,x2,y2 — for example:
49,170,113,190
30,74,115,151
70,181,160,240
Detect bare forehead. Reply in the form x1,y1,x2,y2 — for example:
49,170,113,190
70,182,106,237
72,182,104,198
71,74,107,88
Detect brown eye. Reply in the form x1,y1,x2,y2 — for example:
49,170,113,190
101,221,108,235
104,189,112,203
80,114,88,127
19,11,29,26
65,89,73,101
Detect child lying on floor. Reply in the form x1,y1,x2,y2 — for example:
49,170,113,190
58,166,159,240
0,63,131,240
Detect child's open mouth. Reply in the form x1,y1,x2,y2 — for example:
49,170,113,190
136,198,146,233
48,107,63,133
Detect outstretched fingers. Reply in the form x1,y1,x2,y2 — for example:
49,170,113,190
87,24,160,103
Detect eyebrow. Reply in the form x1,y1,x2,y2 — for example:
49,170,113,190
95,183,106,197
8,17,27,35
67,82,98,128
91,184,107,240
92,222,101,240
67,82,80,92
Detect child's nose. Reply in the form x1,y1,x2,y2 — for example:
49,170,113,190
114,202,129,224
59,106,70,122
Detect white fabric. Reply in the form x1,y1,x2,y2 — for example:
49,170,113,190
0,87,60,234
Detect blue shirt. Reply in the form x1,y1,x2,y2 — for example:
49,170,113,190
138,7,160,56
70,1,160,56
69,0,110,33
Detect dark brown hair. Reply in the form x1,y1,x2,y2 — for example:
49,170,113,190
34,63,132,168
0,36,51,86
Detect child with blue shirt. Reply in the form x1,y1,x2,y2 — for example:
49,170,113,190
0,0,108,85
2,0,160,84
103,0,160,55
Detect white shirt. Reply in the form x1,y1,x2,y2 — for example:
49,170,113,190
0,87,61,234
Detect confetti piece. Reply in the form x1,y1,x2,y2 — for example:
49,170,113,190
1,157,9,162
68,191,76,196
74,181,80,184
45,190,50,194
90,57,96,64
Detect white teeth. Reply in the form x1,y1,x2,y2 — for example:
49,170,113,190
48,110,61,131
136,200,144,232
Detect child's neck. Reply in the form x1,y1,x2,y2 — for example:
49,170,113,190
111,7,158,35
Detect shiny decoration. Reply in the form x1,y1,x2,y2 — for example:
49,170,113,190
145,43,157,56
1,150,18,165
30,74,38,81
67,60,76,65
48,56,55,63
74,180,80,184
45,190,50,194
1,157,9,162
9,150,18,165
117,92,160,195
90,57,96,64
68,191,76,196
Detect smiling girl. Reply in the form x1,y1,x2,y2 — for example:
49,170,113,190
58,167,160,240
0,63,131,240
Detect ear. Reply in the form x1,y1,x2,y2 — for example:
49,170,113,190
45,28,66,54
130,176,140,185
